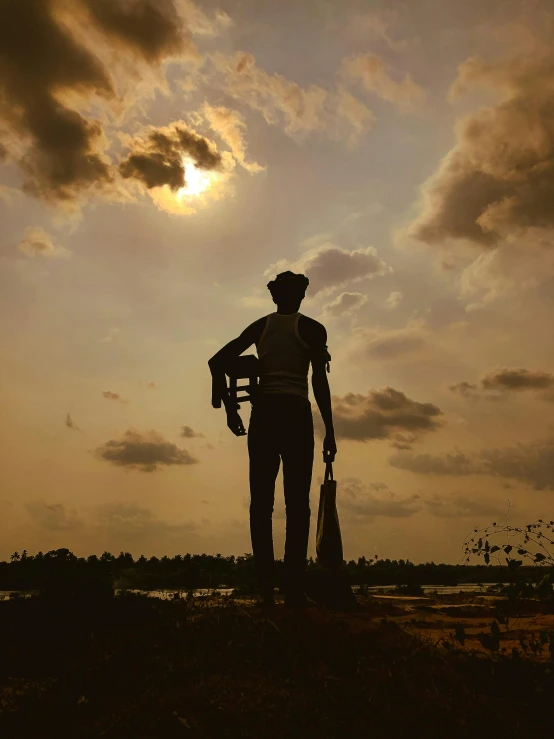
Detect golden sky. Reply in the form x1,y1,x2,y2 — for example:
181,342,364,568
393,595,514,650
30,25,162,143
1,0,554,563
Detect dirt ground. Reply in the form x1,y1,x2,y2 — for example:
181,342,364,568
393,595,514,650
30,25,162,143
364,592,554,658
1,591,554,738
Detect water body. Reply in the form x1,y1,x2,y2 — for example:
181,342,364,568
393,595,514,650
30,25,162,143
0,584,501,601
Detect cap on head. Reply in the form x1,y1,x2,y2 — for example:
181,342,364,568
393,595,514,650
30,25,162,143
266,271,309,304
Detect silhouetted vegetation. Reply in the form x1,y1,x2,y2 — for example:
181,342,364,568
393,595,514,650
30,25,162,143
3,548,554,595
2,590,554,737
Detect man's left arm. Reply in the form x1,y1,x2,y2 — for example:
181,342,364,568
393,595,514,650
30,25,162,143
303,320,336,463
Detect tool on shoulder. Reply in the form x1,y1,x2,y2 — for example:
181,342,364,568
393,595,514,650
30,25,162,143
211,354,259,409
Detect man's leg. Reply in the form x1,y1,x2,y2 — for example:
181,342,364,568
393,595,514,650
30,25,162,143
281,402,314,598
248,404,280,598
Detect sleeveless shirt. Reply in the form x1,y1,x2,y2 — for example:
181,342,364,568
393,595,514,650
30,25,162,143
255,312,312,400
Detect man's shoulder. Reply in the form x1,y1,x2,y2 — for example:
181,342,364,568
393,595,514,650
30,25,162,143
241,316,268,342
298,314,327,346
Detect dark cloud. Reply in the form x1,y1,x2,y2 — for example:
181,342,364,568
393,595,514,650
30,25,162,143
0,0,193,204
95,428,197,471
102,390,127,403
409,52,554,247
451,368,554,400
482,368,554,391
0,0,114,202
119,123,222,191
80,0,192,63
390,450,477,476
480,439,554,490
180,425,204,438
389,432,416,450
65,413,79,430
266,244,390,296
450,381,480,398
391,438,554,490
25,501,82,531
340,478,421,519
315,387,442,443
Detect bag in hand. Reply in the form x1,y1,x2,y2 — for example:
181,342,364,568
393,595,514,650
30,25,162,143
316,463,343,570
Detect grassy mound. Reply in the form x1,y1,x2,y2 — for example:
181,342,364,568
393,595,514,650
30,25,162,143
1,593,554,738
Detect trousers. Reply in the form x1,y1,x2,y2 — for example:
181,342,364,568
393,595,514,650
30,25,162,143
247,393,314,595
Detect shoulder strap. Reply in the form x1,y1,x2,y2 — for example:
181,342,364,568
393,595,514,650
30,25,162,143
256,314,272,348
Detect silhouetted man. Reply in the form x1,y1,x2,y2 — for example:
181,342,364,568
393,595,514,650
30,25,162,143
208,271,336,608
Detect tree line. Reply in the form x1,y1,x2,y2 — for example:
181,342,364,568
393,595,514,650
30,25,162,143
2,549,552,593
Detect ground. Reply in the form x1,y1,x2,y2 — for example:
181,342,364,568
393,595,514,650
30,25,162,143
1,590,554,738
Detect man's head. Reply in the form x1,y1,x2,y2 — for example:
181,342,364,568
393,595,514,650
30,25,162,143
267,271,309,313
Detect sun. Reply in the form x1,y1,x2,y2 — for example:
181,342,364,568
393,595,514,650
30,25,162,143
177,157,215,199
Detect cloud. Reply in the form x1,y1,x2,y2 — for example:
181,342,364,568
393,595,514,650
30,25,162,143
323,292,367,317
79,0,192,64
340,478,421,519
451,368,554,400
102,390,128,403
457,235,554,309
0,0,195,205
389,432,416,450
334,88,376,143
482,368,554,391
386,291,403,308
17,227,69,258
180,425,204,438
345,11,409,51
25,501,82,531
179,1,232,37
480,439,554,490
346,322,431,364
65,413,79,431
450,381,480,399
211,51,374,142
390,450,477,476
265,243,391,296
119,122,222,191
423,493,503,519
409,51,554,247
95,502,197,534
315,387,443,443
391,438,554,490
341,53,425,111
202,104,263,172
95,428,197,471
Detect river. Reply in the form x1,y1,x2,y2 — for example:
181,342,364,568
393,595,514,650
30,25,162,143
0,583,501,601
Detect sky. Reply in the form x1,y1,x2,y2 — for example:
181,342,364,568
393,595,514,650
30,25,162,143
1,0,554,564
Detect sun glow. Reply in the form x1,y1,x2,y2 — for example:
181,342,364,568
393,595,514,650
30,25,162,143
177,157,215,199
149,151,235,215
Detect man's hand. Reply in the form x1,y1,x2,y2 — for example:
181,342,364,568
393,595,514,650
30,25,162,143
226,408,246,437
323,432,337,463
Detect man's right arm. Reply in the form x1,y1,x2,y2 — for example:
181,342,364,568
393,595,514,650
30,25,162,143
208,318,265,434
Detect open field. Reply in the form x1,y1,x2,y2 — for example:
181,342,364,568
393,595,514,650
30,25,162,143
1,589,554,738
